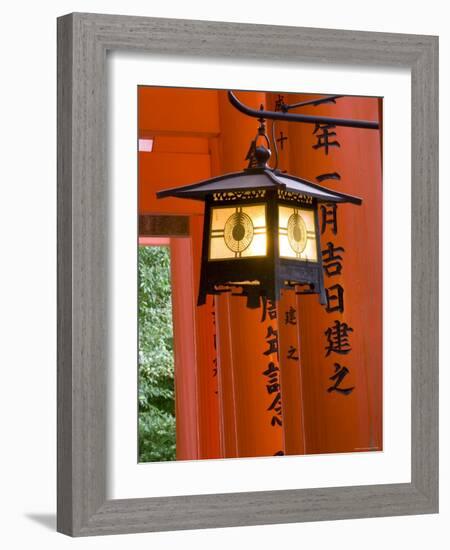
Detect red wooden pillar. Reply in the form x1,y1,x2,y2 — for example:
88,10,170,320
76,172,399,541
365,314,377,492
190,215,221,459
288,95,383,454
214,294,238,457
170,237,199,460
266,93,305,456
213,90,284,457
277,290,306,455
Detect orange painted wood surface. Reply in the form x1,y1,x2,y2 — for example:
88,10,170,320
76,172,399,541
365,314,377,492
170,237,199,460
139,87,220,136
277,290,306,455
190,216,221,459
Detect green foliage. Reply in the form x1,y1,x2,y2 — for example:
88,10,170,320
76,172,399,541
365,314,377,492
138,246,176,462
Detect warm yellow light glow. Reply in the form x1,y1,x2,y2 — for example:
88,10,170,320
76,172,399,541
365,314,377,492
209,204,267,260
278,205,318,261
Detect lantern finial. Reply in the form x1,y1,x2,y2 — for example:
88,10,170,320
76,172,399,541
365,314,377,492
245,118,271,170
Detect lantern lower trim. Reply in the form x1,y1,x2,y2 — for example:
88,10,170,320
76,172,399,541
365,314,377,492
198,260,326,309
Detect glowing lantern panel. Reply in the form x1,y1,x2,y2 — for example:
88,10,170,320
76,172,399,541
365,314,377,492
278,205,318,262
209,204,267,260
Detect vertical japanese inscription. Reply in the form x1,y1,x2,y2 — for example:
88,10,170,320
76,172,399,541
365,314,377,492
313,103,355,395
261,297,282,427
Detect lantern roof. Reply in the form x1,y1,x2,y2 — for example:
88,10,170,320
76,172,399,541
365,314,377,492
156,168,362,205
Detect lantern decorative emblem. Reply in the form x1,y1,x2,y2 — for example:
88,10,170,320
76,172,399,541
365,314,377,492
157,121,362,309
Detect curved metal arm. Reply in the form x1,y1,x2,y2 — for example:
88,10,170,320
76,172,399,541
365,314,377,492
228,91,380,130
283,95,344,110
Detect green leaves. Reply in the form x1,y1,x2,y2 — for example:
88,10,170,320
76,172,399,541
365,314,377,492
139,408,176,463
138,246,176,462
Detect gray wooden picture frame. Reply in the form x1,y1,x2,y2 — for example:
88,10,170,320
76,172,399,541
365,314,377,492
57,12,438,537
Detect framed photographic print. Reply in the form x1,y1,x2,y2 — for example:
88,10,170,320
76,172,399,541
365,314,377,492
57,13,438,536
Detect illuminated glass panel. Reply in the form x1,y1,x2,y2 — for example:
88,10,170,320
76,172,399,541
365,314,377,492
278,205,318,261
209,204,267,260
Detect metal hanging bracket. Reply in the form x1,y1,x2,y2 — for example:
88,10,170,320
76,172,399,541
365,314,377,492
228,91,380,130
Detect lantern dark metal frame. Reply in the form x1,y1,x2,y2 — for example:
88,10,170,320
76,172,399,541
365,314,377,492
157,139,362,308
156,90,375,308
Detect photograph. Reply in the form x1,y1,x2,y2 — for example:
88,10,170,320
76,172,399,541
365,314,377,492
137,86,383,462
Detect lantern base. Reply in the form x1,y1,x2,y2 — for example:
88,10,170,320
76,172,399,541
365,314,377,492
197,269,326,309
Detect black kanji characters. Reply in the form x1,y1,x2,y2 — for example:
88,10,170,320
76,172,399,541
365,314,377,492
327,363,355,395
313,123,340,155
324,320,353,356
